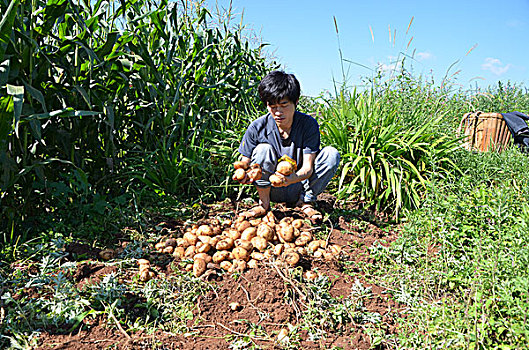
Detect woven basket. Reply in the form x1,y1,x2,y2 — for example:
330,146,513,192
457,112,512,152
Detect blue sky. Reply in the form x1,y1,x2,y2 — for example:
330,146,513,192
206,0,528,97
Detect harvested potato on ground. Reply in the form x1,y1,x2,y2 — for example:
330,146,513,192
172,247,185,259
137,258,150,266
220,261,232,271
282,251,300,266
212,250,230,263
251,236,268,251
154,242,165,251
235,220,252,233
263,211,277,224
263,250,273,260
139,269,155,282
176,238,189,248
99,249,115,261
209,236,221,247
273,244,284,256
216,238,235,251
329,244,342,256
232,259,247,272
297,247,307,255
232,247,250,261
194,252,212,263
249,218,262,226
226,228,241,240
300,231,313,241
295,235,311,247
278,225,295,242
165,238,177,247
280,217,293,225
185,245,197,258
183,232,198,246
250,251,266,261
314,249,324,258
323,251,335,261
307,240,326,254
257,224,274,241
207,262,220,270
196,224,213,236
193,258,206,277
198,235,211,245
196,242,212,254
229,302,242,311
292,219,304,229
247,259,258,269
241,227,257,241
235,239,253,252
162,246,174,254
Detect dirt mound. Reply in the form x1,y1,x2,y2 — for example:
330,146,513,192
34,197,401,349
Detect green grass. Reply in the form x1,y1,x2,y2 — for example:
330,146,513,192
372,147,529,348
2,0,529,348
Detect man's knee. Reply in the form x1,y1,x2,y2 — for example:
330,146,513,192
319,146,341,169
252,143,275,157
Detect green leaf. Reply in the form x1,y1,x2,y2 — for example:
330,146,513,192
0,59,9,86
0,0,19,61
22,81,48,113
6,84,23,136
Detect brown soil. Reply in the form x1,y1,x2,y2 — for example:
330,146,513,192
34,193,402,349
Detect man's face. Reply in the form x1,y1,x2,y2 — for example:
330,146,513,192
267,98,296,130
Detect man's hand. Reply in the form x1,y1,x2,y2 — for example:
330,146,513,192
232,159,261,185
270,172,297,187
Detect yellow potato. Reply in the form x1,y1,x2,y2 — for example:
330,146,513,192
193,258,206,277
234,168,247,181
269,174,284,186
241,227,257,241
257,223,274,241
251,236,268,251
276,161,294,175
282,251,300,266
216,238,234,251
235,239,253,252
212,250,230,263
232,247,250,261
196,224,213,236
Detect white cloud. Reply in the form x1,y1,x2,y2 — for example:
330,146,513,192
481,58,512,76
416,52,433,61
377,56,402,73
506,19,525,28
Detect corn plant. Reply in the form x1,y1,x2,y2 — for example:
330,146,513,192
0,0,272,244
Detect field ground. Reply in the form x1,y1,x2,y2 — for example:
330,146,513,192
8,193,406,349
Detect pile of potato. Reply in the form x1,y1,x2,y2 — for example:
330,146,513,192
151,211,342,278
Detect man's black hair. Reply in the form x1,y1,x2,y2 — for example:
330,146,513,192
258,70,301,106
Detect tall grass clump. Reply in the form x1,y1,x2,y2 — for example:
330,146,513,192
0,0,272,248
318,71,461,218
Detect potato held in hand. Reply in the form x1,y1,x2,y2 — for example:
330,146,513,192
276,160,295,175
270,174,285,186
233,168,247,182
246,164,262,182
233,161,249,170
